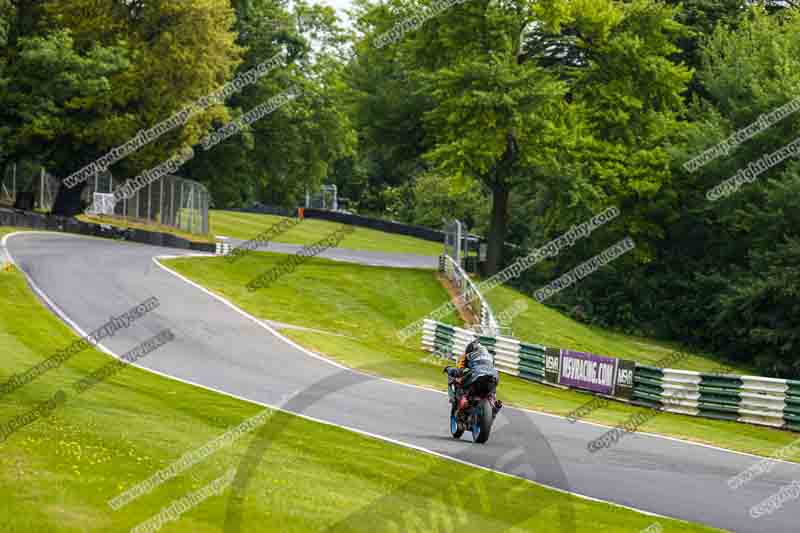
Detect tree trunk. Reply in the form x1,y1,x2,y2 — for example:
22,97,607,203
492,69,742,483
485,182,509,276
51,181,87,217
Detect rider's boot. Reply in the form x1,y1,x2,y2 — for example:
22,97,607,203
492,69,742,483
493,399,503,418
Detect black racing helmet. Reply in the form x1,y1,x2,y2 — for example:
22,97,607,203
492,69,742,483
465,339,482,355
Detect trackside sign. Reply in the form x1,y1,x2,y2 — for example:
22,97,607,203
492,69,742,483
544,348,635,399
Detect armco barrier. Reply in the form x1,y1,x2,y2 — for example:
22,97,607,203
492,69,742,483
423,319,799,432
0,207,215,253
224,205,296,217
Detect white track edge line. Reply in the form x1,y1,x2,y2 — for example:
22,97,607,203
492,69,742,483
152,250,800,468
2,231,682,522
4,230,798,522
7,230,799,467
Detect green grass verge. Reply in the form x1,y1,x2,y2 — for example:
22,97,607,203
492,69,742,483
483,285,752,374
0,227,718,532
76,214,215,244
210,209,443,256
164,252,800,461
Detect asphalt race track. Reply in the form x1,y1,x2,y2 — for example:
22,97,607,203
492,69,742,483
7,232,800,533
224,237,439,269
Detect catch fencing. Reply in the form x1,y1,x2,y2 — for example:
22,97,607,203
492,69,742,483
0,207,215,253
1,162,209,235
1,162,61,210
86,171,210,235
422,320,800,432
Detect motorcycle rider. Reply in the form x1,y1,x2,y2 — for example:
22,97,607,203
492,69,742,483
445,339,501,414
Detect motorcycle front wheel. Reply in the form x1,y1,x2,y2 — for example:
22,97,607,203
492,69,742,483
471,398,493,444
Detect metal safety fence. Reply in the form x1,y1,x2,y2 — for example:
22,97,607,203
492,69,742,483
1,162,61,210
440,254,500,337
1,162,209,235
86,172,210,236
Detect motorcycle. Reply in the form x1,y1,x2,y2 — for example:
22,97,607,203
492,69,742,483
445,367,502,443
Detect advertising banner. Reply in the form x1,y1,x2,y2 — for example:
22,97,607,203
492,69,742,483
614,359,636,400
542,347,636,398
544,347,561,385
558,349,618,395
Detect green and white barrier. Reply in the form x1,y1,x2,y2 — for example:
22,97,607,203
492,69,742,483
632,367,791,428
422,320,546,383
422,319,799,432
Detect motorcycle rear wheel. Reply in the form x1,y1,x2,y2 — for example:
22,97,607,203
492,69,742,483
450,410,464,439
472,399,493,444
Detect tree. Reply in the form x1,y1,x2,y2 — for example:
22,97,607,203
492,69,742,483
387,0,577,274
182,0,356,208
342,0,434,213
399,0,690,274
4,0,243,215
0,0,15,176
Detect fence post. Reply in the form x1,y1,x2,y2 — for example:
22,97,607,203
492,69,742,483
159,178,164,225
41,167,47,211
179,181,185,231
170,179,175,227
189,184,195,233
147,181,152,223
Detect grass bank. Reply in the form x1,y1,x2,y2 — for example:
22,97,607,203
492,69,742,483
0,226,717,532
164,251,800,461
210,210,443,256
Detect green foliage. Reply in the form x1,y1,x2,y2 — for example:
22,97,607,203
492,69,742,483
40,0,243,173
382,172,490,231
710,168,800,375
1,0,797,376
663,0,747,75
0,30,130,166
547,6,800,377
183,0,356,208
